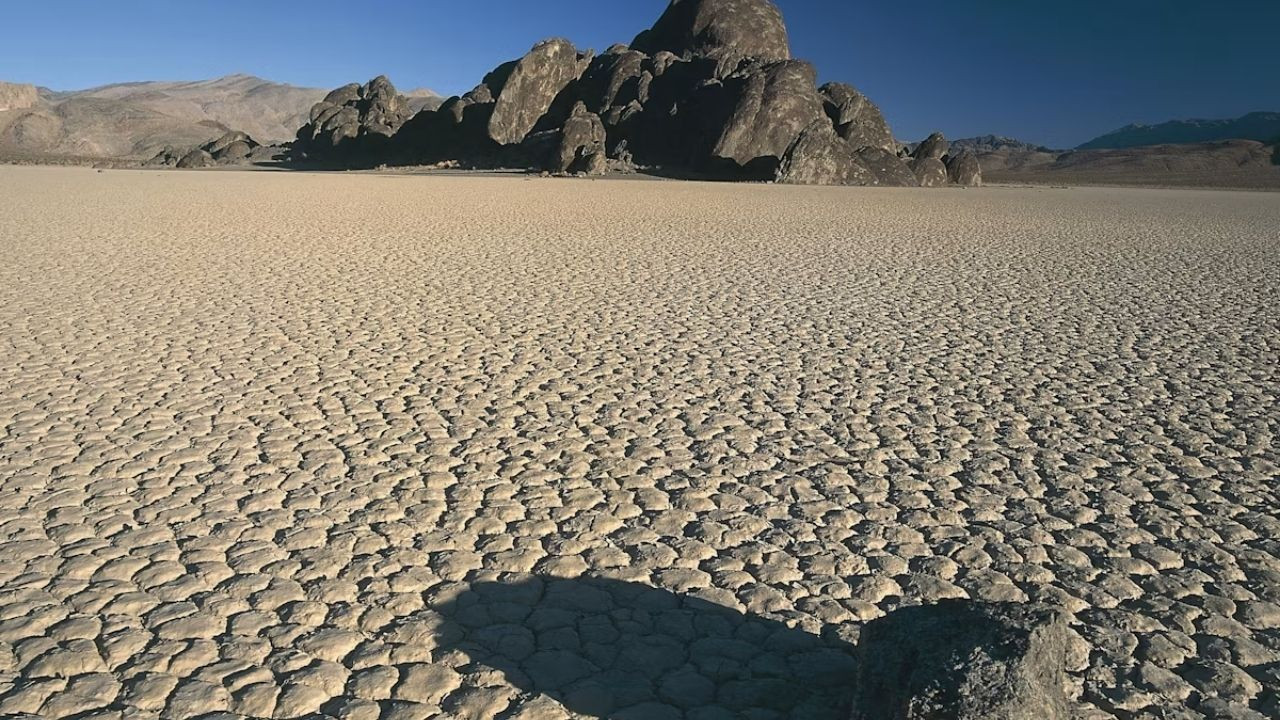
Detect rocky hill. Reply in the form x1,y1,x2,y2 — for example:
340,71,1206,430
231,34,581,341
292,0,978,187
0,82,37,112
968,139,1280,189
0,74,440,162
1078,111,1280,150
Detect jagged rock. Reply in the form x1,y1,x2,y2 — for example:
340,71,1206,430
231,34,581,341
711,60,827,171
578,46,648,114
176,149,214,169
776,122,875,185
294,76,411,163
554,102,607,173
850,600,1074,720
287,0,949,187
488,39,593,146
911,156,949,186
856,148,920,186
633,0,790,75
322,83,362,108
819,83,895,152
946,149,983,186
913,131,949,161
360,76,412,137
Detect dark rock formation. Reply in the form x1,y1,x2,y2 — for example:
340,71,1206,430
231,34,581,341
911,156,948,187
776,122,874,185
913,131,949,161
632,0,790,75
850,600,1073,720
819,83,894,152
945,148,983,186
293,76,411,164
857,147,921,186
711,60,827,172
488,39,593,146
578,45,648,114
307,0,975,186
553,102,607,173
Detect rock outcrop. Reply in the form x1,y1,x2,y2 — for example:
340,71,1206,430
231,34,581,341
711,60,827,170
149,130,278,168
819,83,895,152
488,39,593,146
850,600,1075,720
632,0,790,75
176,148,214,169
946,148,983,186
554,102,607,174
304,0,977,186
293,76,411,164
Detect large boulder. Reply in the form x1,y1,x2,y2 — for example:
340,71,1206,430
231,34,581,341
294,76,411,163
819,83,895,152
850,600,1075,720
776,122,875,185
913,131,949,161
633,0,790,75
553,102,607,173
488,39,593,146
711,60,827,171
203,131,260,163
856,147,920,186
911,156,949,186
946,149,983,186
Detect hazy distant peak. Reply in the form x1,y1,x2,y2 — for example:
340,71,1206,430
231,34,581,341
1078,111,1280,150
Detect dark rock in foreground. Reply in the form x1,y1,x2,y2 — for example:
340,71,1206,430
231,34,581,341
851,600,1073,720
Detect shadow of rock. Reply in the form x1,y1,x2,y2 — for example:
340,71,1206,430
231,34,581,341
431,574,857,719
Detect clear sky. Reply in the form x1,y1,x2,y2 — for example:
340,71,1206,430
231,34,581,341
2,0,1277,148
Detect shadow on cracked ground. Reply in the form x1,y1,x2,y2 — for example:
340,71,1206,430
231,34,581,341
432,575,858,719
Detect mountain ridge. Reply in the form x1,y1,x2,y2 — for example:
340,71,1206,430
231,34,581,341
0,74,441,161
1078,111,1280,150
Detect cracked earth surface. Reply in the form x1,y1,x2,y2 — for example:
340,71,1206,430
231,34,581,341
0,166,1277,719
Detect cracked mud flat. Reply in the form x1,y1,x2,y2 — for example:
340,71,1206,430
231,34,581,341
0,165,1277,719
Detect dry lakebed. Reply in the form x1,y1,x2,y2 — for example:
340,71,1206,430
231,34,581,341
0,165,1277,719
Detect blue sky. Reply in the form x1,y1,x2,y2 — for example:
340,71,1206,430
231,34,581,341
2,0,1277,148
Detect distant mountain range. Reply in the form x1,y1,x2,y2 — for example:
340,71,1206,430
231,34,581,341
0,75,441,161
946,112,1280,189
1077,111,1280,150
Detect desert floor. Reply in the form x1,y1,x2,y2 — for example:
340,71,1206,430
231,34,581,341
0,165,1277,719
